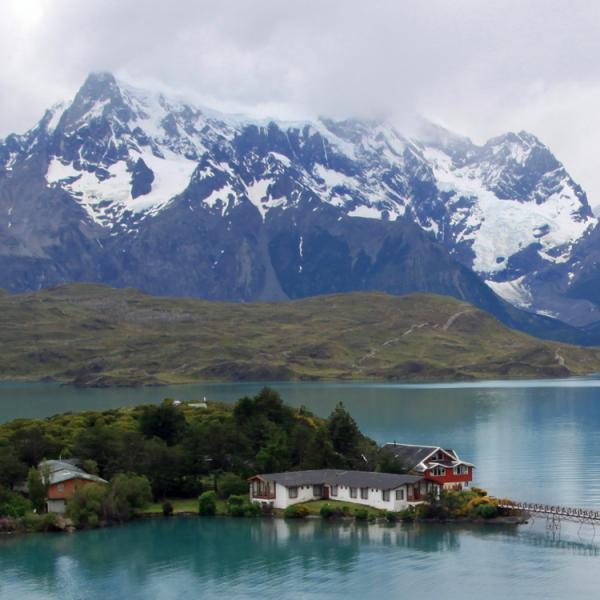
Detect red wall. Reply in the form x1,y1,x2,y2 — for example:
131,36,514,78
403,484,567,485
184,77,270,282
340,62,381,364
424,466,473,485
47,478,102,500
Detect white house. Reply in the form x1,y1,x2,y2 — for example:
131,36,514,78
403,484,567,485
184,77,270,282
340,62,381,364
249,469,440,511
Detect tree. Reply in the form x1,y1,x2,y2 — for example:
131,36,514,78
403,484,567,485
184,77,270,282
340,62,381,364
12,427,59,466
105,473,152,521
327,402,361,456
0,447,28,488
67,483,107,528
27,467,48,513
218,473,249,499
139,400,187,446
376,449,409,474
302,426,344,469
73,424,123,478
0,486,32,518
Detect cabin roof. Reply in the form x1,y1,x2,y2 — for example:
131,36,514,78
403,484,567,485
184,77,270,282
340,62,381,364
40,459,107,486
251,469,425,490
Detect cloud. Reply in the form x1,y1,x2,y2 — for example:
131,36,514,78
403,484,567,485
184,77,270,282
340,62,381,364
2,0,600,202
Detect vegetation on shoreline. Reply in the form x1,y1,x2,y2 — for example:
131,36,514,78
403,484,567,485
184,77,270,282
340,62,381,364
1,283,599,387
0,388,385,531
0,388,517,533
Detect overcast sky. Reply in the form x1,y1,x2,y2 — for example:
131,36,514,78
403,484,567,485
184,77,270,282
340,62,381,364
2,0,600,204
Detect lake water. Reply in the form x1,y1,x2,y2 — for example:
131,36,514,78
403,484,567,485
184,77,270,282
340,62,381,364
2,378,600,599
1,518,599,600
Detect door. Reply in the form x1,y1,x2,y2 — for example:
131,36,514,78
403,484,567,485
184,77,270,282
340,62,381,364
322,485,330,499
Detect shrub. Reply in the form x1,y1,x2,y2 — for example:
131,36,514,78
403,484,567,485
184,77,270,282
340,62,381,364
398,507,415,523
319,504,334,519
198,491,217,516
162,501,174,516
0,486,32,518
67,483,107,528
22,512,57,532
0,517,19,533
353,508,368,521
227,494,247,517
284,504,309,519
342,505,351,517
243,502,262,517
105,474,152,521
474,503,498,519
218,473,248,499
384,510,398,523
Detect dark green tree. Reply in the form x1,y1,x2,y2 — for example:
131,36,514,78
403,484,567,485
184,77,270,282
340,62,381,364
138,400,187,446
27,466,48,513
327,402,361,456
12,426,59,466
0,446,28,488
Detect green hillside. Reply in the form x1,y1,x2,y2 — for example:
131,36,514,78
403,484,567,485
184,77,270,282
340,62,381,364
1,284,599,386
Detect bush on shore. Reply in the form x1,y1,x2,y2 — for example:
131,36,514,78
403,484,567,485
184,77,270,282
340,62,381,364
198,491,217,516
353,508,368,521
284,504,309,519
67,473,152,528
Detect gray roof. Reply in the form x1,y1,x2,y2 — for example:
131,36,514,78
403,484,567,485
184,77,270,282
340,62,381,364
383,444,472,470
253,469,425,490
383,444,437,468
40,459,107,486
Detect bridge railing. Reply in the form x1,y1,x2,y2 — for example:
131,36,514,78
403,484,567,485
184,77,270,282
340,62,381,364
495,500,600,521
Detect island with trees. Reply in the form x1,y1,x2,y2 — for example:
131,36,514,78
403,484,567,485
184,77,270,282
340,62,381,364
0,388,514,533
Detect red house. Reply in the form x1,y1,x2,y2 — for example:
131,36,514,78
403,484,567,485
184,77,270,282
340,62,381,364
41,459,108,514
383,443,474,490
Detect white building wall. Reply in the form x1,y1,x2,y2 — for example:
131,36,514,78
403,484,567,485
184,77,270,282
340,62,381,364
46,499,66,514
250,479,440,511
332,484,412,511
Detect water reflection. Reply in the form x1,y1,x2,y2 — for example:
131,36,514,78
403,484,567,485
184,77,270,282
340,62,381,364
1,518,599,600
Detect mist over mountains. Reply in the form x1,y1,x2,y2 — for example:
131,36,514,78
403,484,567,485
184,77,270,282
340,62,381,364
1,72,600,343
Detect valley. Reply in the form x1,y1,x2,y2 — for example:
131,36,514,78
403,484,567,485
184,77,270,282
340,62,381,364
1,284,599,386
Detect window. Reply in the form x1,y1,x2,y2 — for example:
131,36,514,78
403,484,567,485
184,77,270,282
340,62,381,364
57,484,65,493
395,489,404,501
382,490,390,502
350,487,357,498
288,486,298,499
360,487,369,500
454,464,469,475
431,466,446,477
313,485,323,497
330,485,338,497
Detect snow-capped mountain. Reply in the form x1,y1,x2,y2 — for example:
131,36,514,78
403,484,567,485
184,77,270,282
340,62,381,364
1,72,598,337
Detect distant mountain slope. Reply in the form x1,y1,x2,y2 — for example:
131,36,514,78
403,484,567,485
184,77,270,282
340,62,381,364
0,72,598,331
1,284,599,386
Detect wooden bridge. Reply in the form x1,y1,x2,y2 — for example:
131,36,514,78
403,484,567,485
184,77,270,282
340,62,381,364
497,500,600,532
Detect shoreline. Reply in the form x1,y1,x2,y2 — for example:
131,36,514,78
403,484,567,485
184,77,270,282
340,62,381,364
2,372,600,390
0,511,528,538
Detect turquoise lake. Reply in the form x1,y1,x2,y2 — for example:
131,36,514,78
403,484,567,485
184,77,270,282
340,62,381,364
1,378,600,598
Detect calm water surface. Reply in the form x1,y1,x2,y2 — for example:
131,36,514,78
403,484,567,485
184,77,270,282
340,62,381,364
1,518,599,600
2,378,600,599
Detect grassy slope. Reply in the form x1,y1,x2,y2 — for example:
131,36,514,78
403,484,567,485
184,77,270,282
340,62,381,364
1,283,599,386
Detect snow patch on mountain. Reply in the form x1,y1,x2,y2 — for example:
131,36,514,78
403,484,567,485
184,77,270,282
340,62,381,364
485,276,533,309
423,146,596,273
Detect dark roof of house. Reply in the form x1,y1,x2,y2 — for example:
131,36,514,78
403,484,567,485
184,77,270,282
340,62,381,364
382,444,438,468
383,444,472,470
252,469,425,490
